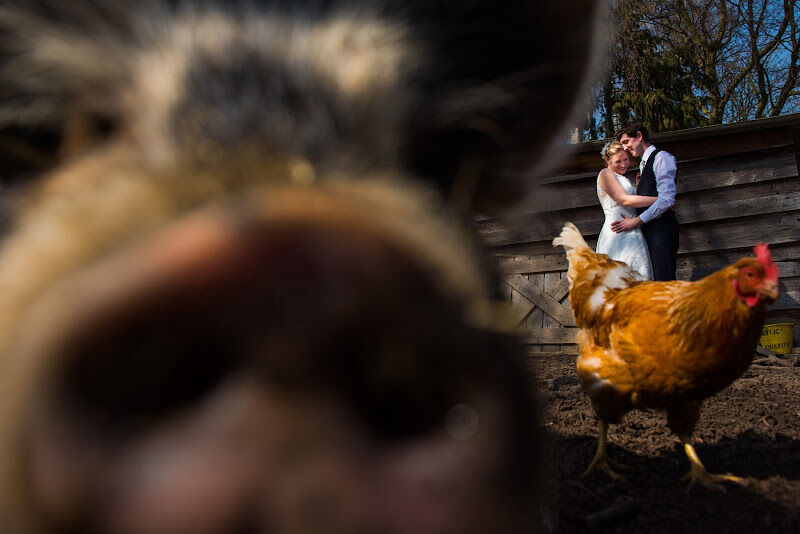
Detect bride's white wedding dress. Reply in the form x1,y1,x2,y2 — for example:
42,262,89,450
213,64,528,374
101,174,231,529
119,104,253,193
595,171,653,280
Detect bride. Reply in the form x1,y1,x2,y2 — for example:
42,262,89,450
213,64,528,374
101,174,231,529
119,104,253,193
596,141,655,279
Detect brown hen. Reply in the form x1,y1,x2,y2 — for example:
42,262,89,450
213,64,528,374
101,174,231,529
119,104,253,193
553,222,779,490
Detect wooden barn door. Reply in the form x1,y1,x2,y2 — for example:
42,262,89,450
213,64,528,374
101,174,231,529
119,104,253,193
500,258,577,353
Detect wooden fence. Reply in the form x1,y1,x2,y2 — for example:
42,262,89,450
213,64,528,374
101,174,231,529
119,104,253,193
477,114,800,353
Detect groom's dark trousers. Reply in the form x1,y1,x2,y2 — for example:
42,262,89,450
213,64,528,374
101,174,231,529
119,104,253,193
636,148,679,281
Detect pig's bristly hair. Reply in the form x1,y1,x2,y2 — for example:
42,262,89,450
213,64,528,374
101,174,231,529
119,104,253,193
0,0,607,213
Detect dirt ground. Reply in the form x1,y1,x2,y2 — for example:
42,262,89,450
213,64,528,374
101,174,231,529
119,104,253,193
529,352,800,533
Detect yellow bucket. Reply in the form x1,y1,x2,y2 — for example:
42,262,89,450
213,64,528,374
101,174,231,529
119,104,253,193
759,323,794,354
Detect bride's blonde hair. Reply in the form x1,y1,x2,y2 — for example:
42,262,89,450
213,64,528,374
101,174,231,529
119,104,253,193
600,141,625,161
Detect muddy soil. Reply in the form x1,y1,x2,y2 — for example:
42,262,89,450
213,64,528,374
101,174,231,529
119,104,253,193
530,352,800,533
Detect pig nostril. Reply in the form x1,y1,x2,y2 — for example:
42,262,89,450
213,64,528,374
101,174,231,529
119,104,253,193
51,304,243,431
39,216,490,442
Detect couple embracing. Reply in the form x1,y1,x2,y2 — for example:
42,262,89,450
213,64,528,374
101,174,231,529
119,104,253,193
596,123,679,281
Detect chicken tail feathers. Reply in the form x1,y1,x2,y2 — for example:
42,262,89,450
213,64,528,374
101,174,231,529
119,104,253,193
553,222,645,329
552,222,589,252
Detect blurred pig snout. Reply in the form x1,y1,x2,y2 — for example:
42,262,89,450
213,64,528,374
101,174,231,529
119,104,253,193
0,0,610,531
7,185,539,534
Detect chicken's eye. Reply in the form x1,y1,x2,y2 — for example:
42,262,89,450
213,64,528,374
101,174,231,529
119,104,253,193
745,271,755,278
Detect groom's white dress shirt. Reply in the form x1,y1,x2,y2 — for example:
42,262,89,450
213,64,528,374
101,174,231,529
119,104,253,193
637,144,677,224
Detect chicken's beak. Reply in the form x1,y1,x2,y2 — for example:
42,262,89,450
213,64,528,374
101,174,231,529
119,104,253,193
760,279,779,303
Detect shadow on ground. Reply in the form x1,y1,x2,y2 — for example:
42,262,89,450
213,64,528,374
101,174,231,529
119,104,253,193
531,353,800,533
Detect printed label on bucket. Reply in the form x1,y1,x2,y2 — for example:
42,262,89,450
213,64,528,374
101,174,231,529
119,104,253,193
759,323,794,354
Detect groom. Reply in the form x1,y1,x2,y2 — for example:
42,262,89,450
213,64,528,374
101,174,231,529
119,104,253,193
610,123,679,281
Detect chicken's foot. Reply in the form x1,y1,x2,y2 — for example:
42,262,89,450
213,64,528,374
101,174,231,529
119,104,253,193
583,421,627,480
680,437,743,492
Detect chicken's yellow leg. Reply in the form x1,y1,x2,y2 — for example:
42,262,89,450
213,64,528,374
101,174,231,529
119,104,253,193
680,436,743,492
582,421,625,479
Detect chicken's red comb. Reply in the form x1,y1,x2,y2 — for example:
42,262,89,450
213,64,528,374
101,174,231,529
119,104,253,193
754,242,779,281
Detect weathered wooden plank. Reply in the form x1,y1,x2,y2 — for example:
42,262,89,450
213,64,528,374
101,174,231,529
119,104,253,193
508,300,534,326
501,257,799,285
777,262,800,278
504,274,576,327
522,348,578,359
478,186,800,247
680,243,800,265
478,210,601,246
771,290,800,311
778,277,800,289
506,259,531,331
677,191,800,225
678,145,797,184
500,274,513,303
554,126,797,175
549,276,571,302
487,211,799,254
677,244,800,280
502,271,534,327
521,271,545,352
521,327,579,344
771,280,800,311
542,272,562,351
527,272,546,328
678,212,800,254
498,254,568,274
549,273,573,352
538,169,597,185
679,260,800,281
501,255,799,280
497,239,799,283
494,238,598,257
690,176,798,201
